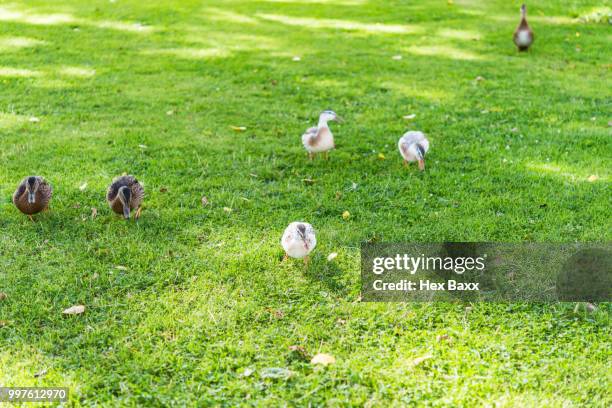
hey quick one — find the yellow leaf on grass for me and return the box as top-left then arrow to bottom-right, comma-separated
62,305 -> 85,315
311,353 -> 336,366
230,126 -> 247,132
342,211 -> 350,220
411,354 -> 433,366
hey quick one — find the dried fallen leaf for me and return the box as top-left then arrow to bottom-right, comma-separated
230,126 -> 247,132
268,309 -> 284,319
288,345 -> 311,361
336,318 -> 346,325
115,265 -> 128,271
90,207 -> 97,219
166,110 -> 175,116
403,114 -> 416,120
62,305 -> 85,315
0,320 -> 8,327
327,252 -> 338,262
223,207 -> 232,213
411,354 -> 433,366
302,178 -> 315,185
0,292 -> 7,301
34,369 -> 47,378
29,116 -> 40,123
378,153 -> 385,160
138,144 -> 148,149
311,353 -> 336,366
79,182 -> 88,191
335,191 -> 342,200
587,175 -> 599,182
436,334 -> 449,342
159,187 -> 168,193
342,210 -> 351,220
201,196 -> 209,206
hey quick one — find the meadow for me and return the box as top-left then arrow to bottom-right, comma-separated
0,0 -> 610,405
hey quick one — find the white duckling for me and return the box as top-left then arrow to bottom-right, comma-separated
398,131 -> 430,171
281,222 -> 316,265
302,110 -> 342,160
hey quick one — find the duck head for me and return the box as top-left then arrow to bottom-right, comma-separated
118,186 -> 132,219
319,110 -> 343,124
25,176 -> 40,204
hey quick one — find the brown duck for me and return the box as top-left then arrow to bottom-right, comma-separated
13,176 -> 53,220
106,175 -> 144,220
513,4 -> 534,51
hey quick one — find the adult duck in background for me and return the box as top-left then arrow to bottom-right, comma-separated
13,176 -> 53,220
107,175 -> 144,220
514,4 -> 534,51
302,110 -> 343,160
398,131 -> 430,171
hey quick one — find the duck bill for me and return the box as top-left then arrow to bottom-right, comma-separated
418,159 -> 425,171
122,204 -> 131,219
28,192 -> 36,204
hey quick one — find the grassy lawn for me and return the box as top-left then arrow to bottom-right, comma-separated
1,0 -> 610,405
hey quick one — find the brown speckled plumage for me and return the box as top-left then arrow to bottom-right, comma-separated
513,4 -> 534,51
106,175 -> 144,217
13,176 -> 52,215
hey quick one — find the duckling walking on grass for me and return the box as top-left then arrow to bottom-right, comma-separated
513,4 -> 534,51
302,110 -> 342,160
281,222 -> 316,265
106,175 -> 144,220
13,176 -> 52,221
398,131 -> 430,171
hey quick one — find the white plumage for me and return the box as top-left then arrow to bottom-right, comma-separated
398,131 -> 430,170
301,111 -> 341,158
302,126 -> 334,153
281,222 -> 316,260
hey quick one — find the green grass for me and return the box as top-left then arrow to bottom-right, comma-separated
1,0 -> 610,405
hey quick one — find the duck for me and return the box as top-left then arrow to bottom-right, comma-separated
13,176 -> 53,220
301,110 -> 342,160
106,175 -> 144,220
513,4 -> 534,51
398,131 -> 430,171
281,222 -> 316,265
